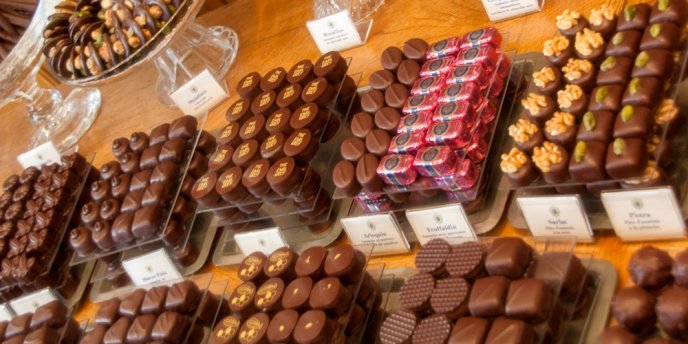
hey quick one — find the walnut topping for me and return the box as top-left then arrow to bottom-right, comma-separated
556,10 -> 581,30
521,93 -> 548,116
557,84 -> 584,109
509,119 -> 539,143
575,29 -> 604,56
533,67 -> 557,88
656,98 -> 679,125
562,58 -> 592,81
625,161 -> 661,185
545,112 -> 575,136
589,4 -> 615,26
543,36 -> 569,57
532,142 -> 564,173
647,135 -> 660,154
500,148 -> 529,174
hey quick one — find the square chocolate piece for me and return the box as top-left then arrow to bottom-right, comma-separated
448,317 -> 490,344
30,300 -> 68,329
640,22 -> 680,50
485,237 -> 532,278
150,162 -> 180,185
121,190 -> 144,213
96,298 -> 121,326
468,276 -> 509,317
165,280 -> 200,314
132,206 -> 162,238
632,49 -> 674,81
605,138 -> 648,179
169,116 -> 197,140
119,289 -> 146,318
587,85 -> 624,113
505,278 -> 555,323
141,286 -> 169,315
649,0 -> 687,26
151,311 -> 190,342
141,183 -> 170,208
617,3 -> 651,31
569,141 -> 607,183
484,318 -> 535,344
130,170 -> 153,192
159,138 -> 187,164
149,123 -> 170,147
126,314 -> 158,344
576,111 -> 614,142
606,31 -> 642,57
613,106 -> 653,139
622,77 -> 663,107
140,145 -> 163,170
104,317 -> 131,344
596,56 -> 633,86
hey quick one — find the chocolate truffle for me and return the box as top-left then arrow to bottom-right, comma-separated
556,9 -> 588,37
239,115 -> 268,142
532,66 -> 562,95
544,112 -> 577,147
381,46 -> 404,71
485,237 -> 531,278
399,272 -> 435,314
100,198 -> 120,221
500,148 -> 539,188
574,28 -> 606,62
628,245 -> 673,290
92,220 -> 116,250
402,38 -> 429,61
484,318 -> 535,344
254,278 -> 285,313
605,138 -> 648,179
589,4 -> 617,37
656,285 -> 688,339
612,286 -> 656,334
509,118 -> 544,153
590,84 -> 624,111
411,314 -> 452,344
69,226 -> 96,256
396,59 -> 421,87
543,36 -> 573,67
505,278 -> 554,323
113,137 -> 132,159
520,92 -> 556,125
533,141 -> 570,184
129,132 -> 149,153
351,112 -> 375,139
569,141 -> 607,182
287,60 -> 315,85
100,161 -> 122,181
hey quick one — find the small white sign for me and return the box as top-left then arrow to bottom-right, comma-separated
9,288 -> 58,315
0,304 -> 12,321
170,69 -> 228,116
123,248 -> 183,286
341,213 -> 410,256
480,0 -> 542,21
235,227 -> 288,256
518,195 -> 594,242
406,204 -> 477,245
306,10 -> 363,53
602,187 -> 686,241
18,141 -> 62,169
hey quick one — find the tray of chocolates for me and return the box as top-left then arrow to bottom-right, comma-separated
0,153 -> 94,293
0,298 -> 82,343
598,245 -> 688,343
500,2 -> 688,194
69,114 -> 210,265
191,51 -> 361,231
208,243 -> 387,344
80,273 -> 231,343
330,28 -> 520,216
374,237 -> 613,344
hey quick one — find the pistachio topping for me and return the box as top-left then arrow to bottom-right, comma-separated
521,93 -> 548,116
650,23 -> 662,38
573,141 -> 587,163
658,0 -> 670,11
624,5 -> 637,21
562,58 -> 593,81
582,111 -> 596,130
533,67 -> 557,88
628,78 -> 640,95
575,29 -> 605,56
635,51 -> 649,67
545,112 -> 575,136
613,138 -> 626,155
508,118 -> 540,143
543,36 -> 570,57
589,4 -> 615,26
556,9 -> 581,30
620,105 -> 635,122
625,161 -> 662,185
532,142 -> 564,173
600,56 -> 617,72
595,86 -> 609,103
612,32 -> 624,45
500,148 -> 529,174
557,84 -> 584,109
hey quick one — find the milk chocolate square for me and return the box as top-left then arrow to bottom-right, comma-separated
468,276 -> 509,317
613,106 -> 653,139
605,138 -> 648,179
569,141 -> 607,183
631,49 -> 674,81
606,31 -> 642,57
596,56 -> 633,86
505,278 -> 555,323
484,237 -> 531,278
588,85 -> 624,113
640,22 -> 680,50
576,111 -> 614,142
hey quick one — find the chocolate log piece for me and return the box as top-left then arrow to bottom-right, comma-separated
96,298 -> 121,326
588,85 -> 624,113
266,309 -> 298,344
569,141 -> 607,183
468,276 -> 509,317
485,237 -> 532,278
449,316 -> 490,344
141,285 -> 168,315
151,311 -> 190,342
446,241 -> 486,279
505,278 -> 554,323
381,46 -> 405,71
617,3 -> 651,31
415,238 -> 451,277
430,276 -> 470,319
126,314 -> 158,344
484,318 -> 535,344
165,280 -> 200,314
628,245 -> 673,290
632,49 -> 674,81
597,56 -> 633,86
649,0 -> 687,26
577,111 -> 614,142
104,317 -> 132,344
119,288 -> 146,318
398,272 -> 435,314
613,106 -> 652,139
656,285 -> 688,339
209,314 -> 241,344
411,314 -> 452,344
605,138 -> 648,179
612,286 -> 656,334
606,31 -> 642,58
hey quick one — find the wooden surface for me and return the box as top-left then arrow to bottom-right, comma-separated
0,0 -> 681,323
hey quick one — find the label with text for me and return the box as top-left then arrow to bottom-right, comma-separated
123,248 -> 182,286
306,10 -> 363,53
480,0 -> 542,21
406,204 -> 477,245
170,69 -> 228,116
235,227 -> 288,256
0,304 -> 12,321
341,213 -> 410,256
9,288 -> 58,315
602,187 -> 686,241
18,141 -> 62,169
518,195 -> 593,242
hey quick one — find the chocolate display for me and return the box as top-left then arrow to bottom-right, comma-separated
1,300 -> 80,344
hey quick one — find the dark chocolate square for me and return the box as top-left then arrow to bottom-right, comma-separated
569,141 -> 607,183
649,0 -> 687,26
468,276 -> 509,317
112,212 -> 135,244
605,138 -> 648,179
622,77 -> 663,107
484,318 -> 534,344
448,317 -> 489,344
159,138 -> 187,164
505,279 -> 555,323
616,3 -> 651,31
587,85 -> 624,113
165,280 -> 200,314
29,300 -> 67,329
150,162 -> 180,185
640,22 -> 680,50
613,106 -> 653,139
140,145 -> 163,171
132,206 -> 162,238
129,170 -> 152,192
141,183 -> 170,208
151,311 -> 190,342
149,123 -> 170,147
606,31 -> 642,58
596,56 -> 633,86
169,116 -> 197,140
126,314 -> 157,344
485,237 -> 532,278
632,49 -> 674,81
104,317 -> 131,344
119,289 -> 146,318
121,190 -> 144,213
96,298 -> 121,326
141,286 -> 169,315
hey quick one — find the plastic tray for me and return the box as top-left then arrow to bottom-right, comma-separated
70,113 -> 208,265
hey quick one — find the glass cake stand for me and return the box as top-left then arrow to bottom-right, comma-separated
2,0 -> 100,152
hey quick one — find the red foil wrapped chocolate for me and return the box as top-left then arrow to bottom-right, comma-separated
461,27 -> 503,49
377,154 -> 418,186
388,131 -> 426,155
397,111 -> 432,134
446,63 -> 490,90
476,100 -> 496,125
425,121 -> 470,149
432,101 -> 475,123
426,37 -> 462,59
413,146 -> 457,177
455,45 -> 499,72
411,76 -> 446,96
402,94 -> 438,115
435,159 -> 479,191
464,134 -> 488,162
438,82 -> 482,104
420,57 -> 456,78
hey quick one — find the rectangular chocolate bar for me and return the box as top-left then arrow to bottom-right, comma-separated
413,146 -> 458,177
376,154 -> 418,186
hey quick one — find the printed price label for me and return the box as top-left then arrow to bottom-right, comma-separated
341,213 -> 410,256
234,227 -> 288,256
123,248 -> 183,286
18,141 -> 62,169
170,69 -> 228,116
602,187 -> 686,241
306,10 -> 363,53
518,195 -> 594,242
480,0 -> 542,21
9,288 -> 58,315
406,204 -> 477,245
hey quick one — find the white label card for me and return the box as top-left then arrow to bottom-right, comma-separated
480,0 -> 542,21
518,195 -> 594,242
602,187 -> 686,241
341,213 -> 410,256
406,204 -> 477,245
123,248 -> 183,286
170,69 -> 228,116
18,141 -> 62,169
306,10 -> 363,53
9,288 -> 58,315
0,304 -> 12,321
235,227 -> 288,256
